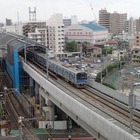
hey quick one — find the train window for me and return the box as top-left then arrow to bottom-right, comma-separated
77,73 -> 87,79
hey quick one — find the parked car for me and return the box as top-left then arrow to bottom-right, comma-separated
88,64 -> 94,68
97,59 -> 101,63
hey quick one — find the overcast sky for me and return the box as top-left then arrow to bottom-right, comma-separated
0,0 -> 139,23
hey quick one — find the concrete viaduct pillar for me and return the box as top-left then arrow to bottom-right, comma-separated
39,87 -> 55,121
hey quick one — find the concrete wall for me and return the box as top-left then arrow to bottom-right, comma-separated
23,61 -> 139,140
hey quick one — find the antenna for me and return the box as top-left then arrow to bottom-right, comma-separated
29,7 -> 37,21
17,12 -> 19,34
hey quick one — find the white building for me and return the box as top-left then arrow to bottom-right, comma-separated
65,24 -> 108,44
2,24 -> 24,35
46,14 -> 65,52
63,15 -> 78,28
28,28 -> 47,46
22,14 -> 65,53
71,15 -> 78,25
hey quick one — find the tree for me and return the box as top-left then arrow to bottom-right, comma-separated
64,41 -> 77,52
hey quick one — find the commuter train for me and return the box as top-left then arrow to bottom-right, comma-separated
26,50 -> 87,88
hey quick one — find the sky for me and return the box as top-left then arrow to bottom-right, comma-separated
0,0 -> 139,23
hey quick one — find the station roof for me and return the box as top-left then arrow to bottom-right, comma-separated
0,31 -> 46,51
80,24 -> 107,31
0,31 -> 47,64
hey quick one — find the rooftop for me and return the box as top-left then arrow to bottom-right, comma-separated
80,24 -> 107,31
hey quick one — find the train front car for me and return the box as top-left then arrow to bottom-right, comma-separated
75,71 -> 87,88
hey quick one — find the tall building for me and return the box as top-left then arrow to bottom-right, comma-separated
136,17 -> 140,33
6,18 -> 12,26
99,9 -> 110,32
110,12 -> 119,35
99,9 -> 127,35
125,17 -> 136,35
119,13 -> 127,33
46,14 -> 65,52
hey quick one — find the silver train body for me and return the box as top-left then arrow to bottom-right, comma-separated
27,51 -> 87,88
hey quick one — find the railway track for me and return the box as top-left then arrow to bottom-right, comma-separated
27,60 -> 140,137
57,79 -> 140,134
5,91 -> 39,139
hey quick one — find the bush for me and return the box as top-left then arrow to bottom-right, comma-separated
102,82 -> 116,89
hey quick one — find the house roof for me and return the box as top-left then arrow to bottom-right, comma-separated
132,46 -> 140,51
80,24 -> 107,31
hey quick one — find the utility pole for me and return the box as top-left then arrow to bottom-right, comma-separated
129,75 -> 138,134
46,48 -> 49,78
80,44 -> 82,69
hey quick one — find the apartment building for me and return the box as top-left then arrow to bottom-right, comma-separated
125,17 -> 136,35
99,9 -> 127,35
110,12 -> 119,35
23,21 -> 46,37
131,46 -> 140,65
22,14 -> 65,52
134,34 -> 140,46
99,9 -> 110,32
28,28 -> 47,46
46,14 -> 65,52
119,13 -> 127,33
136,17 -> 140,33
131,34 -> 140,65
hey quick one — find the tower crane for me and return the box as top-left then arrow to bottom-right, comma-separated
90,3 -> 98,24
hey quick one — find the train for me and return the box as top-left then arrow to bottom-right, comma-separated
26,50 -> 87,88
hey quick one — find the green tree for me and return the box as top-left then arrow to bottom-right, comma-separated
139,56 -> 140,63
65,41 -> 77,52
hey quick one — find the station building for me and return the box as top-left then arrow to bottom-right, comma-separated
65,24 -> 108,45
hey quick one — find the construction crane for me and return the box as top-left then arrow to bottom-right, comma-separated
90,3 -> 98,24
